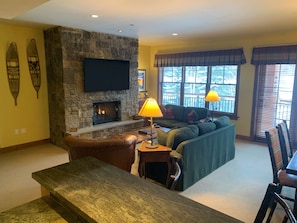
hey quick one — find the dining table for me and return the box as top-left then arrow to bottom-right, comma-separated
286,152 -> 297,175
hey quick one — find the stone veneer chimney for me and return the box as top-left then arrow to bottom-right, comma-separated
44,26 -> 139,148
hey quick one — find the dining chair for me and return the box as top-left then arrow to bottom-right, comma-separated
273,192 -> 297,223
278,120 -> 294,167
254,128 -> 297,222
255,183 -> 297,223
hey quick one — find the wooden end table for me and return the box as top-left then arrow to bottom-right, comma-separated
138,141 -> 172,185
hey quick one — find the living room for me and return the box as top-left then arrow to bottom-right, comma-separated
2,22 -> 297,150
1,1 -> 297,222
0,1 -> 296,152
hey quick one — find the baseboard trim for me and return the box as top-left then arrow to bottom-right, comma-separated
236,134 -> 252,141
0,139 -> 51,154
0,135 -> 253,153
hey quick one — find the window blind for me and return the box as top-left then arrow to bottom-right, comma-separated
154,48 -> 246,67
251,45 -> 297,65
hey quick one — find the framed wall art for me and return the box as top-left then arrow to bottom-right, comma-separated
138,69 -> 146,91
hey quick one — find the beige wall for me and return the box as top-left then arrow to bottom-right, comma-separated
139,30 -> 297,138
0,23 -> 49,148
138,45 -> 152,98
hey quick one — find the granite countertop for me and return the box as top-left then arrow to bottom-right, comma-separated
32,157 -> 243,223
0,196 -> 80,223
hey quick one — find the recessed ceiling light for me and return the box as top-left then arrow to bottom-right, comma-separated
91,14 -> 99,18
172,33 -> 178,36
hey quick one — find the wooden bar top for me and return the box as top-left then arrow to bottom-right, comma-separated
32,157 -> 243,223
0,196 -> 79,223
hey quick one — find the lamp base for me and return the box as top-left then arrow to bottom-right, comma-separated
145,143 -> 158,149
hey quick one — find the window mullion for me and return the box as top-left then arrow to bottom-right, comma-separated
180,67 -> 186,106
205,66 -> 212,108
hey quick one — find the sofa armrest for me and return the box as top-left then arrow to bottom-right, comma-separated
170,150 -> 182,160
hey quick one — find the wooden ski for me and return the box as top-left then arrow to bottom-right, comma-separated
6,42 -> 20,106
27,39 -> 41,98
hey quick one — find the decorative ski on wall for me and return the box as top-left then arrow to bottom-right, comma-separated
6,42 -> 20,106
27,39 -> 41,98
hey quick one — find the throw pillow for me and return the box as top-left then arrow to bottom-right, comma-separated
187,109 -> 199,124
160,105 -> 175,119
166,125 -> 199,149
214,116 -> 230,129
197,122 -> 216,135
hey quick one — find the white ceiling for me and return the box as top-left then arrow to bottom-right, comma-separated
1,0 -> 297,46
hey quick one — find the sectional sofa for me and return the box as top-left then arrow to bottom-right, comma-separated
146,104 -> 236,191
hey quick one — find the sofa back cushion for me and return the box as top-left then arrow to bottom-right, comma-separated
166,125 -> 199,149
214,116 -> 230,129
197,122 -> 216,135
157,128 -> 169,146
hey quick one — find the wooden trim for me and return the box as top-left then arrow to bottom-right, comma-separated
0,139 -> 51,154
236,134 -> 252,141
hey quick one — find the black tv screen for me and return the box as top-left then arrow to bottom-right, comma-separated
83,58 -> 130,92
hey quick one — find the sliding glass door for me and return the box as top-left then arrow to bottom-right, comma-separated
252,64 -> 297,147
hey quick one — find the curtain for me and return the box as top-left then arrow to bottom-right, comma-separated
154,48 -> 246,67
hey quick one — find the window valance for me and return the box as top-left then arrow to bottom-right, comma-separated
154,48 -> 246,67
251,45 -> 297,65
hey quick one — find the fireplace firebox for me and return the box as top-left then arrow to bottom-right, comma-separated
93,101 -> 121,125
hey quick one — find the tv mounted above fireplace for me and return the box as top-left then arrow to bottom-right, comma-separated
83,58 -> 130,92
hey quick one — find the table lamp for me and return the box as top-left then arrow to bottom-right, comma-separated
205,90 -> 220,121
138,98 -> 163,148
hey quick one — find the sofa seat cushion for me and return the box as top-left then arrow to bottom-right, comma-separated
197,122 -> 216,135
154,119 -> 189,128
166,125 -> 199,149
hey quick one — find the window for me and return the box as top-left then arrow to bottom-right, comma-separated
159,65 -> 240,118
154,48 -> 246,120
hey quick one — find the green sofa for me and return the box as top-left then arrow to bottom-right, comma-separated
146,116 -> 236,191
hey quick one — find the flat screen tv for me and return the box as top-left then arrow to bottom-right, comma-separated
83,58 -> 130,92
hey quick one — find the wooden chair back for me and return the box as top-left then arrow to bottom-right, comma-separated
278,120 -> 293,167
265,128 -> 284,184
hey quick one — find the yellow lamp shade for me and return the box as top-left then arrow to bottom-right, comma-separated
205,90 -> 220,102
138,98 -> 163,117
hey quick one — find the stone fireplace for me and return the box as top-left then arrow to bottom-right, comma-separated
44,26 -> 139,148
93,101 -> 121,125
